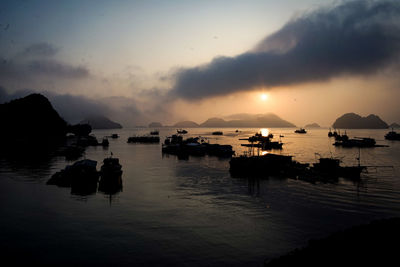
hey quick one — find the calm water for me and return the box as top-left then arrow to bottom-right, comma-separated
1,128 -> 400,266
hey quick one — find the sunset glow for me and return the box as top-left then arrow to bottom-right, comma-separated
260,93 -> 269,101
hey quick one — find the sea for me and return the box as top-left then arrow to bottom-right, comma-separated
1,128 -> 399,266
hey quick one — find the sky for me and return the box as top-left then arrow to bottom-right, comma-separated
1,0 -> 400,126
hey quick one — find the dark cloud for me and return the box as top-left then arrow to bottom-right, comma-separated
0,43 -> 89,90
169,0 -> 400,100
21,43 -> 59,58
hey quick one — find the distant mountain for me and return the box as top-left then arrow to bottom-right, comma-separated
200,113 -> 295,127
389,123 -> 400,128
149,122 -> 162,128
0,93 -> 67,140
200,117 -> 228,127
80,115 -> 122,129
305,123 -> 321,128
173,120 -> 199,128
332,113 -> 388,129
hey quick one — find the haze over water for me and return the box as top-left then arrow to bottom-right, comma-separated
1,128 -> 399,266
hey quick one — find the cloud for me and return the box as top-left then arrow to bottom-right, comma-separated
0,42 -> 90,90
20,43 -> 59,58
169,0 -> 400,100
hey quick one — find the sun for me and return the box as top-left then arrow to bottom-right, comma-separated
260,93 -> 268,101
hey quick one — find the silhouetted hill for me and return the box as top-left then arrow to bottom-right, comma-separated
266,217 -> 400,267
305,123 -> 321,128
389,123 -> 400,128
174,121 -> 199,127
0,93 -> 67,140
80,115 -> 122,129
200,117 -> 228,127
200,113 -> 295,127
332,113 -> 388,129
149,122 -> 163,128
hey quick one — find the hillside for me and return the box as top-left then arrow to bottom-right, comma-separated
80,115 -> 122,129
0,93 -> 67,140
332,113 -> 388,129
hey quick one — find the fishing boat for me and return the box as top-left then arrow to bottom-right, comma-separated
334,137 -> 376,148
212,131 -> 223,135
385,129 -> 400,140
229,153 -> 307,178
308,157 -> 365,180
295,128 -> 307,134
127,135 -> 160,143
177,129 -> 188,134
100,157 -> 123,178
150,130 -> 159,135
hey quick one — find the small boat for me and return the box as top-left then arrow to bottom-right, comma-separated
328,128 -> 333,137
150,130 -> 159,135
47,159 -> 99,195
385,129 -> 400,140
295,128 -> 307,134
334,130 -> 349,141
101,138 -> 109,147
127,136 -> 160,143
212,131 -> 223,135
100,157 -> 123,178
177,129 -> 188,134
111,134 -> 119,139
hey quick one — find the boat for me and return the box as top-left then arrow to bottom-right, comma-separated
98,157 -> 123,195
127,135 -> 160,143
47,159 -> 99,195
101,138 -> 109,147
229,153 -> 307,178
308,157 -> 365,180
212,131 -> 223,135
295,128 -> 307,134
100,157 -> 123,178
334,137 -> 376,148
239,132 -> 283,150
334,130 -> 349,141
328,128 -> 333,137
177,129 -> 188,134
385,129 -> 400,140
162,135 -> 234,158
111,134 -> 119,139
150,130 -> 159,135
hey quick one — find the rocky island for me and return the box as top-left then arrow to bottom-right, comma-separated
332,113 -> 388,129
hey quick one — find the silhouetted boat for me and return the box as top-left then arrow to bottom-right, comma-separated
150,130 -> 159,135
162,135 -> 234,158
100,157 -> 123,177
240,132 -> 283,150
177,129 -> 188,134
47,159 -> 99,195
111,134 -> 119,139
308,157 -> 365,180
101,138 -> 109,147
334,130 -> 349,141
295,128 -> 307,134
212,131 -> 223,135
127,136 -> 160,143
334,137 -> 376,148
328,128 -> 333,137
385,129 -> 400,140
229,153 -> 307,178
